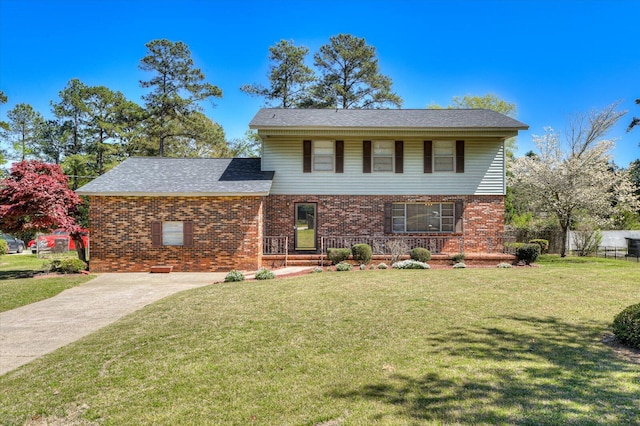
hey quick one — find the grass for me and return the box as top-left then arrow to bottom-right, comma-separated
0,253 -> 94,312
1,256 -> 640,424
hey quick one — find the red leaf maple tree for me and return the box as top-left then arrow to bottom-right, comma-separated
0,160 -> 88,262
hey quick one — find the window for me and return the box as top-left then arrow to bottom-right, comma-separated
372,141 -> 394,172
152,221 -> 194,247
163,221 -> 184,245
434,141 -> 454,172
425,140 -> 464,173
391,203 -> 455,233
313,140 -> 334,172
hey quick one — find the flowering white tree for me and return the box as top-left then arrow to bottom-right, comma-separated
510,103 -> 639,256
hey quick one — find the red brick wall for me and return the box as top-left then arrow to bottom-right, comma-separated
88,196 -> 264,272
265,195 -> 504,254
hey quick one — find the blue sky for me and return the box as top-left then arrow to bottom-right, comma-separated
1,0 -> 638,166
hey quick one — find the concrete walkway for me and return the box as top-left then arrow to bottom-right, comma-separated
0,267 -> 310,375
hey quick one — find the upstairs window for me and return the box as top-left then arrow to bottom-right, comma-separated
434,141 -> 454,172
372,141 -> 394,172
313,140 -> 334,172
303,140 -> 343,173
424,140 -> 464,173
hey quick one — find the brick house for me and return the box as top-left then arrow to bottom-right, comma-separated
77,108 -> 528,272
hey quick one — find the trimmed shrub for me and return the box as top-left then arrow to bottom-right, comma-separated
312,267 -> 323,273
369,264 -> 375,270
0,239 -> 7,256
613,303 -> 640,349
393,259 -> 430,269
497,262 -> 513,268
529,239 -> 549,254
377,262 -> 388,270
50,258 -> 87,274
327,248 -> 351,265
224,270 -> 245,282
504,242 -> 525,254
351,244 -> 372,264
453,262 -> 466,269
336,262 -> 352,272
359,264 -> 367,270
516,243 -> 541,265
451,253 -> 466,264
255,268 -> 275,280
410,247 -> 431,263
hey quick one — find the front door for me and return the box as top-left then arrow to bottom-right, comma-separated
295,203 -> 316,251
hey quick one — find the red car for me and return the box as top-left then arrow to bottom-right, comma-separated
28,229 -> 89,254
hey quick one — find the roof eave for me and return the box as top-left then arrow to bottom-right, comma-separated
76,191 -> 271,197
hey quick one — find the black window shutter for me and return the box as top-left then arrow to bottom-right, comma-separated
456,140 -> 465,173
424,141 -> 433,173
151,221 -> 162,247
183,221 -> 194,247
383,202 -> 392,234
303,140 -> 312,173
363,140 -> 372,173
336,140 -> 344,173
454,200 -> 464,233
395,141 -> 403,173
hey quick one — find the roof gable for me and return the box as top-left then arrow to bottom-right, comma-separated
76,158 -> 274,196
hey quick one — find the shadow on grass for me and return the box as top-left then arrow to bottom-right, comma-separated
330,316 -> 640,424
0,269 -> 43,280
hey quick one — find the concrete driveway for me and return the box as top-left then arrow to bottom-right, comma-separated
0,272 -> 225,375
0,267 -> 310,376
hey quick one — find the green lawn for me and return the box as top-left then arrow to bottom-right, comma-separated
0,253 -> 94,312
1,257 -> 640,424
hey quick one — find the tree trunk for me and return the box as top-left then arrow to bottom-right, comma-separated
71,235 -> 87,265
559,217 -> 571,257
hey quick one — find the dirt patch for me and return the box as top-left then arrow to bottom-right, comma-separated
602,333 -> 640,364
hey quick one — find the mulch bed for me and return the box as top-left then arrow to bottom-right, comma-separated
602,333 -> 640,364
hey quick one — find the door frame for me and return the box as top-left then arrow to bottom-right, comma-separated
294,202 -> 317,251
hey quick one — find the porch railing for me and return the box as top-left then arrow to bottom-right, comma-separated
320,236 -> 461,255
264,233 -> 516,260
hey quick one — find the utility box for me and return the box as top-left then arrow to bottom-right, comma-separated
625,238 -> 640,258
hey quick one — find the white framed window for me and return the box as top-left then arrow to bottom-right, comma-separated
434,141 -> 454,172
313,140 -> 334,172
163,221 -> 184,246
373,140 -> 394,172
392,203 -> 455,233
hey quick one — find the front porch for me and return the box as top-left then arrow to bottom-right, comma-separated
263,235 -> 516,268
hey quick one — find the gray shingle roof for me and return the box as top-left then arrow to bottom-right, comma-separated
76,158 -> 274,196
250,108 -> 528,130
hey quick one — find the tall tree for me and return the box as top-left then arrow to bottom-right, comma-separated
241,40 -> 315,108
6,103 -> 43,161
229,129 -> 262,158
0,90 -> 9,132
52,78 -> 89,156
163,112 -> 230,158
429,93 -> 518,157
0,91 -> 8,166
139,39 -> 223,156
35,119 -> 71,164
82,86 -> 133,174
628,98 -> 640,145
307,34 -> 402,109
0,160 -> 88,262
510,103 -> 638,256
